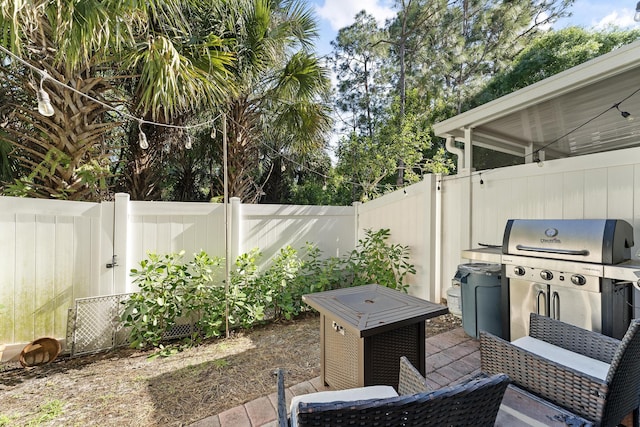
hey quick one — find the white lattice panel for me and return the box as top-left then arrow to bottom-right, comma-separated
71,294 -> 131,356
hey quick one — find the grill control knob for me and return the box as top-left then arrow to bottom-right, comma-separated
540,270 -> 553,280
513,266 -> 526,276
571,275 -> 586,286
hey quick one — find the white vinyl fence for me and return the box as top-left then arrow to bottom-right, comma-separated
0,196 -> 354,359
360,145 -> 640,309
3,145 -> 640,360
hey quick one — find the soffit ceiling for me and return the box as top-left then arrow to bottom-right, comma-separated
433,41 -> 640,160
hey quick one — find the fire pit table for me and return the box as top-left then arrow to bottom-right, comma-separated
302,284 -> 448,390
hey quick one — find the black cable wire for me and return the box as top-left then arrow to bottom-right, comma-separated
531,86 -> 640,157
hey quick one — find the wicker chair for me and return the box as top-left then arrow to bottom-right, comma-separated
276,356 -> 509,427
481,313 -> 640,427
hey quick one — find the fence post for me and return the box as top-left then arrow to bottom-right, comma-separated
229,197 -> 241,262
113,193 -> 130,293
433,174 -> 442,303
352,201 -> 361,246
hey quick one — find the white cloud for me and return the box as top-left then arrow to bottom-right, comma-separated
315,0 -> 396,31
537,11 -> 552,31
593,9 -> 636,29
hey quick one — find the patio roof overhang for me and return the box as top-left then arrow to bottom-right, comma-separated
433,40 -> 640,170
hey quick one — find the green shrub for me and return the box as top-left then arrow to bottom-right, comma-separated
258,246 -> 303,320
121,228 -> 415,354
345,228 -> 416,292
295,243 -> 348,294
227,248 -> 263,329
121,250 -> 224,349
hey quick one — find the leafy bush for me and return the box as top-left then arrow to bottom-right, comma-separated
121,250 -> 224,349
345,228 -> 416,292
121,228 -> 415,354
227,248 -> 263,329
294,243 -> 349,294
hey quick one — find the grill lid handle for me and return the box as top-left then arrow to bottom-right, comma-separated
515,245 -> 590,256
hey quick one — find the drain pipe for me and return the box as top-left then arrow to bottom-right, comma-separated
445,135 -> 465,171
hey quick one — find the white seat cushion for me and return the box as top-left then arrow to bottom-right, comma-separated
512,336 -> 610,381
289,385 -> 399,427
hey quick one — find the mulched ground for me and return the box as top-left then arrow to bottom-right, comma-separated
0,312 -> 461,426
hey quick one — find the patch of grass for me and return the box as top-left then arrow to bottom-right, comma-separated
213,358 -> 229,369
0,413 -> 18,426
99,393 -> 117,403
26,400 -> 64,426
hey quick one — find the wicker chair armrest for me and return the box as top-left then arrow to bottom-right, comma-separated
529,313 -> 620,363
398,356 -> 430,395
480,331 -> 607,422
275,368 -> 290,427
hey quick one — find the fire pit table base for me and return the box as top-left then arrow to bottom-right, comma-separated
303,284 -> 448,390
322,315 -> 422,390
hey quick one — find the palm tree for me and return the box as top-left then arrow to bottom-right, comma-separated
207,0 -> 333,202
0,0 -> 234,201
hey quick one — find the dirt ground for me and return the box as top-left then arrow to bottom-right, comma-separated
0,312 -> 462,427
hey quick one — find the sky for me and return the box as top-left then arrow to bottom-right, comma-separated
308,0 -> 640,57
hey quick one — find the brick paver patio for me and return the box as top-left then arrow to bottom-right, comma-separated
189,327 -> 479,427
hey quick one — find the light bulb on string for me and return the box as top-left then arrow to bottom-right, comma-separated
37,72 -> 55,117
138,121 -> 149,149
210,126 -> 216,139
185,132 -> 192,149
614,103 -> 633,121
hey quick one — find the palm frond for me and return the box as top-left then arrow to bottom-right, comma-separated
126,35 -> 233,121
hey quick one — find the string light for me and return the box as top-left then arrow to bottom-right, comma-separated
614,103 -> 633,120
0,45 -> 221,132
37,71 -> 54,117
438,85 -> 640,187
138,121 -> 149,149
1,43 -> 417,196
185,132 -> 192,149
4,43 -> 639,200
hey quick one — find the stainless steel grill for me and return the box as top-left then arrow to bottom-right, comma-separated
502,219 -> 635,340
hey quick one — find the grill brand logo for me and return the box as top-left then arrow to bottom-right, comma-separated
541,238 -> 561,243
541,228 -> 560,243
